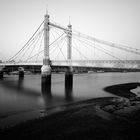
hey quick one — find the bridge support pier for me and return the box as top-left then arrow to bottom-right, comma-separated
65,75 -> 73,101
41,59 -> 51,92
65,66 -> 73,88
0,71 -> 3,79
0,66 -> 5,79
18,67 -> 24,79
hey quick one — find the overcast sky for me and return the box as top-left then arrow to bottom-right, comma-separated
0,0 -> 140,60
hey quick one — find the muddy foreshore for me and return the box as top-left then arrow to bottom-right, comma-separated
1,82 -> 140,140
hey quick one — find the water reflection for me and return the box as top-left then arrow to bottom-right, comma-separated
41,81 -> 74,106
65,84 -> 73,102
41,81 -> 74,117
0,76 -> 40,98
41,83 -> 52,106
0,72 -> 3,80
41,84 -> 52,99
17,77 -> 24,90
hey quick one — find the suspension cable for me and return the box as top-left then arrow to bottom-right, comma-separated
26,30 -> 44,62
25,33 -> 65,61
18,29 -> 43,62
8,20 -> 44,61
50,36 -> 66,55
54,37 -> 67,60
72,39 -> 89,60
73,36 -> 122,61
72,30 -> 140,54
35,33 -> 44,62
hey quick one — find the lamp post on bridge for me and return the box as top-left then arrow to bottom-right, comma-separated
65,23 -> 73,87
41,11 -> 51,90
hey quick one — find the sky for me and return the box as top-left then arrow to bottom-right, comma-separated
0,0 -> 140,60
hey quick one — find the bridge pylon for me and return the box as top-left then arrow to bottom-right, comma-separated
41,11 -> 51,89
65,23 -> 73,88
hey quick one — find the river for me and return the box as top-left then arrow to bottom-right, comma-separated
0,72 -> 140,128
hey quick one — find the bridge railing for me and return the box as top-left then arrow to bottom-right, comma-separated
0,60 -> 140,69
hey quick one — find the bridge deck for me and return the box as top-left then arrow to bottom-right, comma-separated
0,60 -> 140,69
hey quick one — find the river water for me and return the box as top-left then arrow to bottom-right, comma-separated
0,72 -> 140,128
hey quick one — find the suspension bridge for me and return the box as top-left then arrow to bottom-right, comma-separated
1,11 -> 140,78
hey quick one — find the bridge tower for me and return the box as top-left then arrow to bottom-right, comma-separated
41,11 -> 51,89
65,23 -> 73,87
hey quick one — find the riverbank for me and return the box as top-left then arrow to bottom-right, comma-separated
1,82 -> 140,139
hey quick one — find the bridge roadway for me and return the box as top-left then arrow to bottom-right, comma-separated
0,60 -> 140,69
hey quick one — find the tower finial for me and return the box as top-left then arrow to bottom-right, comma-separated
69,16 -> 71,25
46,4 -> 48,15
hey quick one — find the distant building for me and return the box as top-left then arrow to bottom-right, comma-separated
0,60 -> 2,63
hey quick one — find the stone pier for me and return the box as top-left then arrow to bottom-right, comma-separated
18,67 -> 24,79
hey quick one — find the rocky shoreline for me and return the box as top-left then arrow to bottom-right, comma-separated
1,82 -> 140,140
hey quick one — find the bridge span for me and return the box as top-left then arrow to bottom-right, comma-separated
1,60 -> 140,69
1,10 -> 140,87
